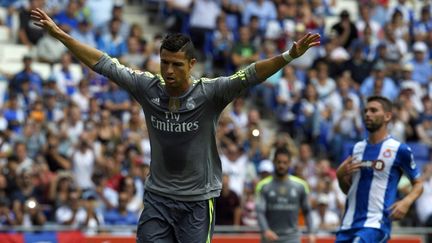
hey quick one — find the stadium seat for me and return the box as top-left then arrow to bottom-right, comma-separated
52,63 -> 84,82
0,26 -> 10,43
32,62 -> 52,80
0,44 -> 31,63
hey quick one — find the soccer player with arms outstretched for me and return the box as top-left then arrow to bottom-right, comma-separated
30,7 -> 319,243
336,96 -> 424,243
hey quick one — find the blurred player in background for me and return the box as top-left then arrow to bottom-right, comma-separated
336,96 -> 423,243
256,148 -> 315,243
31,7 -> 320,243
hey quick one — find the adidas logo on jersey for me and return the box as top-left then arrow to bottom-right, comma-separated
151,97 -> 160,106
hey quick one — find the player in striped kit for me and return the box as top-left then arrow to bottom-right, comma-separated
335,96 -> 424,242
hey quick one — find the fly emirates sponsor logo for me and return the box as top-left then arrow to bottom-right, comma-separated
150,112 -> 199,132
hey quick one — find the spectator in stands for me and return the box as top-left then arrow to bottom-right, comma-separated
412,6 -> 432,43
120,36 -> 147,69
71,132 -> 96,190
118,175 -> 143,214
44,131 -> 71,172
416,97 -> 432,146
265,3 -> 296,51
86,0 -> 114,29
53,52 -> 82,96
14,142 -> 34,175
104,191 -> 138,225
70,19 -> 97,47
409,41 -> 432,86
10,56 -> 43,94
18,197 -> 47,226
215,174 -> 241,225
48,171 -> 74,208
97,18 -> 127,58
228,98 -> 248,135
101,81 -> 131,121
211,16 -> 235,76
231,26 -> 259,71
36,32 -> 68,64
257,159 -> 273,180
55,188 -> 87,226
0,197 -> 16,226
331,10 -> 358,49
43,91 -> 65,124
11,168 -> 41,204
242,0 -> 276,32
17,120 -> 45,159
100,4 -> 129,39
310,194 -> 340,235
416,163 -> 432,229
221,142 -> 251,197
355,4 -> 382,42
53,0 -> 79,33
71,80 -> 92,115
188,0 -> 221,59
18,0 -> 45,47
360,61 -> 399,101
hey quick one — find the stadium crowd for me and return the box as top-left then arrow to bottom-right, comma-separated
0,0 -> 432,236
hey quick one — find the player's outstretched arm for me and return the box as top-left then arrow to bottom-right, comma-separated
30,8 -> 103,68
254,33 -> 320,82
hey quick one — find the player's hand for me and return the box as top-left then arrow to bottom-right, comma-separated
389,200 -> 410,220
337,156 -> 362,178
288,32 -> 321,58
264,229 -> 279,241
30,8 -> 63,38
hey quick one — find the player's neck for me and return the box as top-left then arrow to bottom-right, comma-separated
166,79 -> 192,97
275,174 -> 289,181
368,127 -> 389,144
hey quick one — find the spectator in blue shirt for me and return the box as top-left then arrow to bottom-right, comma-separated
97,18 -> 127,57
10,56 -> 43,94
101,81 -> 131,120
104,191 -> 138,225
53,0 -> 79,33
360,61 -> 399,101
409,41 -> 432,86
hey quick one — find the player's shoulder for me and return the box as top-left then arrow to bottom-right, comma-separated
288,175 -> 310,194
255,176 -> 274,193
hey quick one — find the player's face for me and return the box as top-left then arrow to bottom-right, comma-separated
160,49 -> 196,94
364,101 -> 391,132
274,154 -> 290,177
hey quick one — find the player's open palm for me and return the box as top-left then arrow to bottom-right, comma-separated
30,8 -> 62,37
289,33 -> 321,58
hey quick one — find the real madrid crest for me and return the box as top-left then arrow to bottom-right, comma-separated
186,97 -> 196,110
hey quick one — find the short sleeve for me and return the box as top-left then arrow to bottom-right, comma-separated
397,143 -> 421,181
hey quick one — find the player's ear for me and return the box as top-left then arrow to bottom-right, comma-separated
189,58 -> 196,69
384,111 -> 392,123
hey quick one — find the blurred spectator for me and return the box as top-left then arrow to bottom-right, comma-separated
215,174 -> 241,225
344,44 -> 373,89
416,97 -> 432,146
71,80 -> 92,114
240,183 -> 257,227
310,194 -> 339,235
44,131 -> 71,172
118,175 -> 143,214
53,52 -> 82,96
331,10 -> 358,49
242,0 -> 276,32
231,26 -> 259,71
43,91 -> 65,124
17,120 -> 45,159
14,142 -> 34,175
9,56 -> 43,95
416,163 -> 432,228
86,0 -> 114,29
360,61 -> 399,101
103,191 -> 138,225
70,19 -> 97,47
91,171 -> 118,211
221,0 -> 245,31
275,65 -> 303,134
310,61 -> 336,100
164,0 -> 192,33
71,132 -> 96,190
3,94 -> 25,133
97,18 -> 128,58
387,9 -> 409,43
18,197 -> 47,226
188,0 -> 221,58
100,4 -> 129,39
55,189 -> 87,226
228,98 -> 248,134
413,6 -> 432,43
36,32 -> 68,64
120,36 -> 147,69
0,197 -> 16,226
53,0 -> 79,33
48,171 -> 74,208
409,41 -> 432,86
265,3 -> 296,50
221,143 -> 250,197
380,24 -> 407,65
81,191 -> 104,233
101,82 -> 131,121
211,16 -> 235,76
59,103 -> 84,144
257,159 -> 273,180
355,4 -> 382,42
386,0 -> 414,24
18,0 -> 45,47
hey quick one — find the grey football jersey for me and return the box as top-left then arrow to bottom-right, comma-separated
93,55 -> 260,201
256,176 -> 312,242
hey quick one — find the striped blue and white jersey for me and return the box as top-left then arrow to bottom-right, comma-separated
340,136 -> 421,235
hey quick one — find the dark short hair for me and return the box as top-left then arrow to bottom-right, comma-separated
160,33 -> 195,60
273,147 -> 290,161
367,95 -> 393,112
